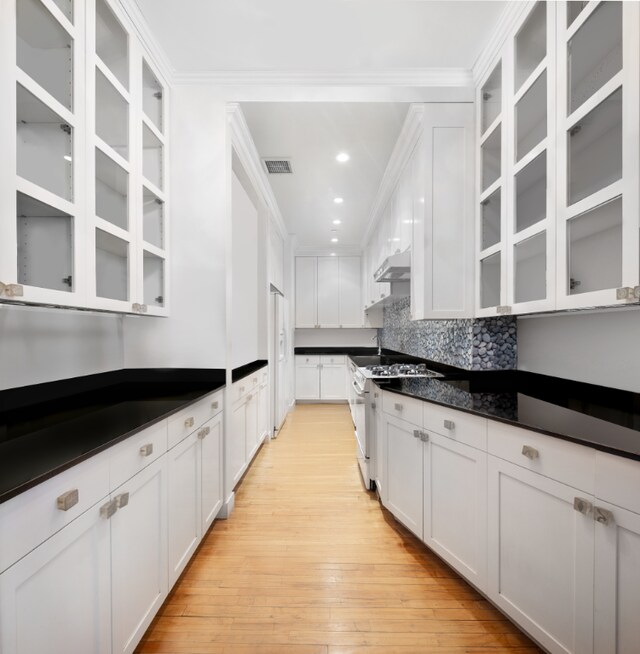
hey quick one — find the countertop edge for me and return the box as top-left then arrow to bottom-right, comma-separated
232,360 -> 268,382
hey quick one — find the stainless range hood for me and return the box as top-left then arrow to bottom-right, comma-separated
374,250 -> 411,283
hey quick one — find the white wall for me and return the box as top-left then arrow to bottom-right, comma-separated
0,305 -> 123,390
294,328 -> 378,348
230,171 -> 259,369
517,308 -> 640,392
124,85 -> 227,370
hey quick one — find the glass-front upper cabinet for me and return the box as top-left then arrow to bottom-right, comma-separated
556,0 -> 639,309
0,0 -> 86,306
476,57 -> 507,316
506,0 -> 556,314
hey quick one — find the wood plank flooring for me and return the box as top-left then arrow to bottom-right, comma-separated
136,404 -> 542,654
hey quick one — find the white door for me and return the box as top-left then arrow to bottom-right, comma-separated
294,257 -> 317,327
339,256 -> 363,327
200,413 -> 223,534
423,432 -> 488,591
384,414 -> 423,539
319,362 -> 347,400
487,456 -> 594,654
317,256 -> 340,327
295,356 -> 320,400
167,432 -> 200,586
594,500 -> 640,654
0,503 -> 112,654
245,390 -> 259,461
229,398 -> 247,488
111,457 -> 168,654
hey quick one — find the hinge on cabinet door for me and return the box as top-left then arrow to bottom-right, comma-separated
60,124 -> 71,135
62,275 -> 72,287
570,278 -> 581,291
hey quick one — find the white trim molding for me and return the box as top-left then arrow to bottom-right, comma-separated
361,103 -> 425,248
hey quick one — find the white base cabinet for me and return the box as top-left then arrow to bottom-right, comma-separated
295,355 -> 347,401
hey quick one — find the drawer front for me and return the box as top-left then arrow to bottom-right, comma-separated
423,402 -> 487,450
0,454 -> 110,573
488,421 -> 595,493
595,452 -> 640,514
231,376 -> 258,405
206,390 -> 224,418
110,421 -> 168,490
296,355 -> 320,365
382,391 -> 422,427
321,355 -> 346,365
168,395 -> 215,449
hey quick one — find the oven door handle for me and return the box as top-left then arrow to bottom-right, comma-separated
351,380 -> 366,397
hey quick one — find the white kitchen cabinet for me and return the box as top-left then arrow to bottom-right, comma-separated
110,456 -> 168,654
423,432 -> 487,591
295,257 -> 318,327
487,455 -> 594,654
229,396 -> 247,488
295,355 -> 346,401
338,256 -> 362,327
0,0 -> 169,315
0,501 -> 112,654
258,373 -> 270,441
383,413 -> 423,539
412,104 -> 475,320
317,256 -> 340,327
245,388 -> 259,461
200,413 -> 223,534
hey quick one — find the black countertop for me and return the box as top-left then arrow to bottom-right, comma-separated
378,371 -> 640,461
0,369 -> 225,504
295,346 -> 380,356
232,359 -> 268,382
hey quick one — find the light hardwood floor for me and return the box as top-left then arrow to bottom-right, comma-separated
136,404 -> 542,654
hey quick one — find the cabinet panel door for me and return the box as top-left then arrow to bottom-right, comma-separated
384,414 -> 423,539
258,382 -> 269,440
0,503 -> 111,654
295,362 -> 320,400
423,433 -> 487,591
319,364 -> 346,400
228,399 -> 247,489
167,432 -> 200,586
201,414 -> 223,534
339,256 -> 362,327
317,256 -> 340,327
245,391 -> 259,462
111,457 -> 168,654
487,456 -> 594,654
594,500 -> 640,654
295,257 -> 317,327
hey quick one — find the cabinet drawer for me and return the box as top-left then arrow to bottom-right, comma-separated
383,391 -> 422,426
423,402 -> 487,450
0,454 -> 110,573
110,421 -> 168,490
296,355 -> 320,365
595,452 -> 640,514
231,376 -> 258,405
168,393 -> 218,449
321,355 -> 346,365
488,421 -> 595,493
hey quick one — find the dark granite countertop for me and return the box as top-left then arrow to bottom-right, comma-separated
0,369 -> 225,504
378,371 -> 640,461
295,346 -> 380,356
232,359 -> 268,382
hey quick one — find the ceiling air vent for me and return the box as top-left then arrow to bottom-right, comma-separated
263,158 -> 293,174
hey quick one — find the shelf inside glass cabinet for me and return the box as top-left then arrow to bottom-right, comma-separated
481,62 -> 502,135
143,124 -> 163,190
515,151 -> 546,233
143,251 -> 165,308
143,186 -> 164,249
96,69 -> 129,160
95,228 -> 128,301
17,84 -> 73,201
96,0 -> 128,90
17,0 -> 73,111
142,61 -> 163,133
568,0 -> 622,114
568,195 -> 622,295
568,87 -> 622,206
481,125 -> 501,192
514,232 -> 546,304
481,188 -> 501,251
567,1 -> 589,28
17,192 -> 73,292
95,148 -> 128,230
50,0 -> 73,22
515,1 -> 546,92
515,70 -> 547,162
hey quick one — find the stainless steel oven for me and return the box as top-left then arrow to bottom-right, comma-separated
348,360 -> 374,490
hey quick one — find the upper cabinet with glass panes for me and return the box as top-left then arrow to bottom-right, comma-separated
0,0 -> 169,314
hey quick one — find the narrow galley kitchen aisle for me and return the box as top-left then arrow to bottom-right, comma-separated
136,405 -> 541,654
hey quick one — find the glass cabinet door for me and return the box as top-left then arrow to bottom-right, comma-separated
556,0 -> 638,309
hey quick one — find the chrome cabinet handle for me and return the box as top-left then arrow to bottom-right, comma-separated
420,432 -> 429,442
211,400 -> 219,410
522,445 -> 539,460
443,419 -> 455,430
198,426 -> 211,439
139,443 -> 154,457
240,386 -> 245,394
100,499 -> 118,519
594,506 -> 614,526
573,497 -> 593,516
413,429 -> 421,439
246,393 -> 252,402
184,417 -> 195,428
115,492 -> 129,509
394,403 -> 403,411
253,377 -> 258,383
57,489 -> 79,511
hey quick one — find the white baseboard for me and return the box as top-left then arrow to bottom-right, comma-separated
217,492 -> 235,519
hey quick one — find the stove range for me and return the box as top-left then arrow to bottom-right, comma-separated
360,363 -> 444,379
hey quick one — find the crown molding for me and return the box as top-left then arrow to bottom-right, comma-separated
227,103 -> 289,241
472,0 -> 532,86
360,103 -> 425,248
173,68 -> 473,87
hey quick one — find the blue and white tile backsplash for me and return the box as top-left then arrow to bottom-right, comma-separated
380,297 -> 517,371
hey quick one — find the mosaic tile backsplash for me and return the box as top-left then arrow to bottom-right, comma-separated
380,297 -> 517,371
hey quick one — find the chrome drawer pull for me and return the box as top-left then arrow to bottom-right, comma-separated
211,400 -> 219,410
443,419 -> 455,430
56,489 -> 79,511
100,499 -> 117,520
413,429 -> 421,439
594,506 -> 614,526
573,497 -> 593,516
115,492 -> 129,509
522,445 -> 539,460
420,432 -> 429,443
198,426 -> 211,439
184,417 -> 195,428
139,443 -> 154,457
394,403 -> 403,411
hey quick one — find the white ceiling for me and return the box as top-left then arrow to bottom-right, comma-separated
242,102 -> 409,248
133,0 -> 506,73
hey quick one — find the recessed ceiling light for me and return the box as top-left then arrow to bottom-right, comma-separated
333,197 -> 343,204
331,238 -> 339,243
330,252 -> 337,256
336,152 -> 350,163
332,219 -> 342,225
